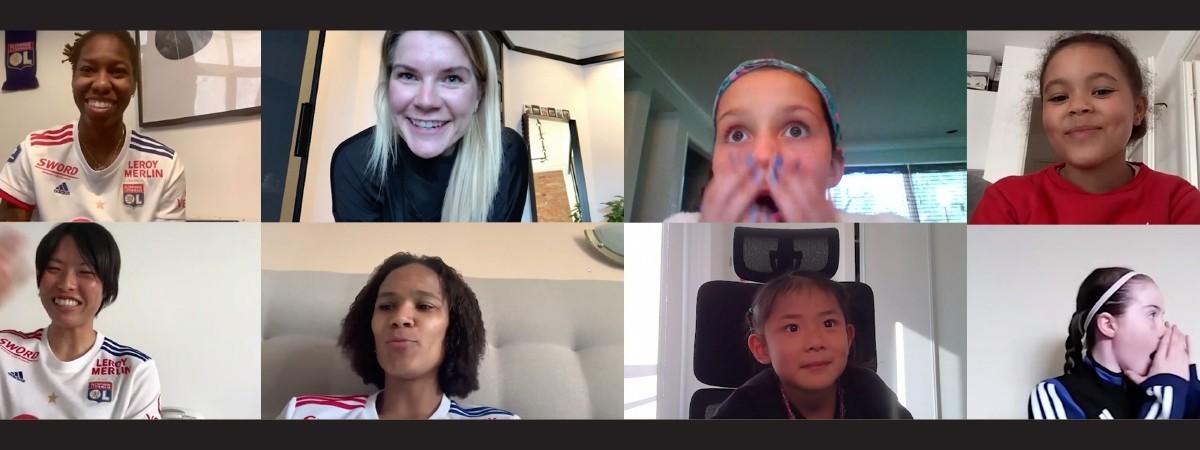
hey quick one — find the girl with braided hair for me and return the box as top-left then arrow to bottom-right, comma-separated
0,30 -> 186,222
1028,267 -> 1200,419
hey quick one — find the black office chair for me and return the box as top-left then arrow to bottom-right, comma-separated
688,226 -> 878,419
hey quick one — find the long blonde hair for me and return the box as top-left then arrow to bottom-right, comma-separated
367,30 -> 502,222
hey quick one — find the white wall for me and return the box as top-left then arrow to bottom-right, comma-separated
968,89 -> 997,170
930,224 -> 966,419
657,223 -> 958,419
502,50 -> 624,222
0,30 -> 260,221
967,226 -> 1200,419
624,223 -> 661,418
261,223 -> 622,282
858,223 -> 940,419
1151,31 -> 1198,183
0,222 -> 261,419
582,59 -> 624,220
982,45 -> 1041,182
299,30 -> 380,222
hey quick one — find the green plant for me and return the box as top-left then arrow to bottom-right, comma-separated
601,195 -> 624,222
570,201 -> 582,223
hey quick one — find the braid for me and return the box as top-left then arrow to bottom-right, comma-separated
61,32 -> 85,64
1063,309 -> 1087,374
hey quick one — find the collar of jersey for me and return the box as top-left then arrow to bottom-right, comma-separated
1083,355 -> 1124,386
365,391 -> 452,419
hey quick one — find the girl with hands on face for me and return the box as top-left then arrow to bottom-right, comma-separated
1125,322 -> 1191,385
1028,268 -> 1200,419
666,59 -> 909,224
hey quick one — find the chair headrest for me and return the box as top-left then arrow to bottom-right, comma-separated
733,227 -> 840,283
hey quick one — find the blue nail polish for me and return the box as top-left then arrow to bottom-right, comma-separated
774,154 -> 782,168
749,207 -> 757,222
771,164 -> 780,184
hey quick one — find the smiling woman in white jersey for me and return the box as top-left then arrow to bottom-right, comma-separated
0,222 -> 162,419
0,30 -> 185,222
277,252 -> 518,419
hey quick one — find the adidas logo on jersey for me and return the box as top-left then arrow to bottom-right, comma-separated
7,371 -> 24,382
54,183 -> 70,195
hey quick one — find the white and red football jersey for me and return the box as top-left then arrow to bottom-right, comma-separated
278,392 -> 520,420
0,328 -> 162,419
0,121 -> 186,222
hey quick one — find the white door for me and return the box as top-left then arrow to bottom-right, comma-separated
1189,60 -> 1200,186
859,224 -> 939,419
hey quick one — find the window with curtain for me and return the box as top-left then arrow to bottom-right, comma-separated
829,163 -> 967,223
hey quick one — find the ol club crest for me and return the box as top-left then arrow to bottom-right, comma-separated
122,182 -> 145,208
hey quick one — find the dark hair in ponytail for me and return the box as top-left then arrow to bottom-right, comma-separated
1063,267 -> 1152,374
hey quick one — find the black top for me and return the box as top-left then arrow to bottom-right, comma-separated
711,366 -> 913,419
330,126 -> 530,222
1028,356 -> 1200,419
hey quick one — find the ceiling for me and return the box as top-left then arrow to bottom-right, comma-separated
504,31 -> 624,61
966,31 -> 1170,63
628,31 -> 967,153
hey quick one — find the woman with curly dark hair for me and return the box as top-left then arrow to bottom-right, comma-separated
277,252 -> 517,419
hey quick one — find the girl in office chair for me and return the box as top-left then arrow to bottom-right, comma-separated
1028,267 -> 1200,419
277,252 -> 519,419
711,270 -> 912,419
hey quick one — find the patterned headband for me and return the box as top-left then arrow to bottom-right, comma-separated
713,58 -> 841,147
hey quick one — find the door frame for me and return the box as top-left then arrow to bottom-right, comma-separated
1178,32 -> 1200,186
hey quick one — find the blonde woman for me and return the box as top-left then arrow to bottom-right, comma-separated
331,30 -> 530,222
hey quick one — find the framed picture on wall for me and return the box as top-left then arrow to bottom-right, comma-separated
531,105 -> 541,116
546,107 -> 557,117
562,109 -> 570,120
523,105 -> 531,115
136,30 -> 263,127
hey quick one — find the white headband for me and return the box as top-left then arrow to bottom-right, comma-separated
1081,271 -> 1140,356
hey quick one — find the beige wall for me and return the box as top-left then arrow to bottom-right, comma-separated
261,223 -> 623,281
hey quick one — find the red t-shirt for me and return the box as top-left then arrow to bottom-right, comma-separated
969,162 -> 1200,224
